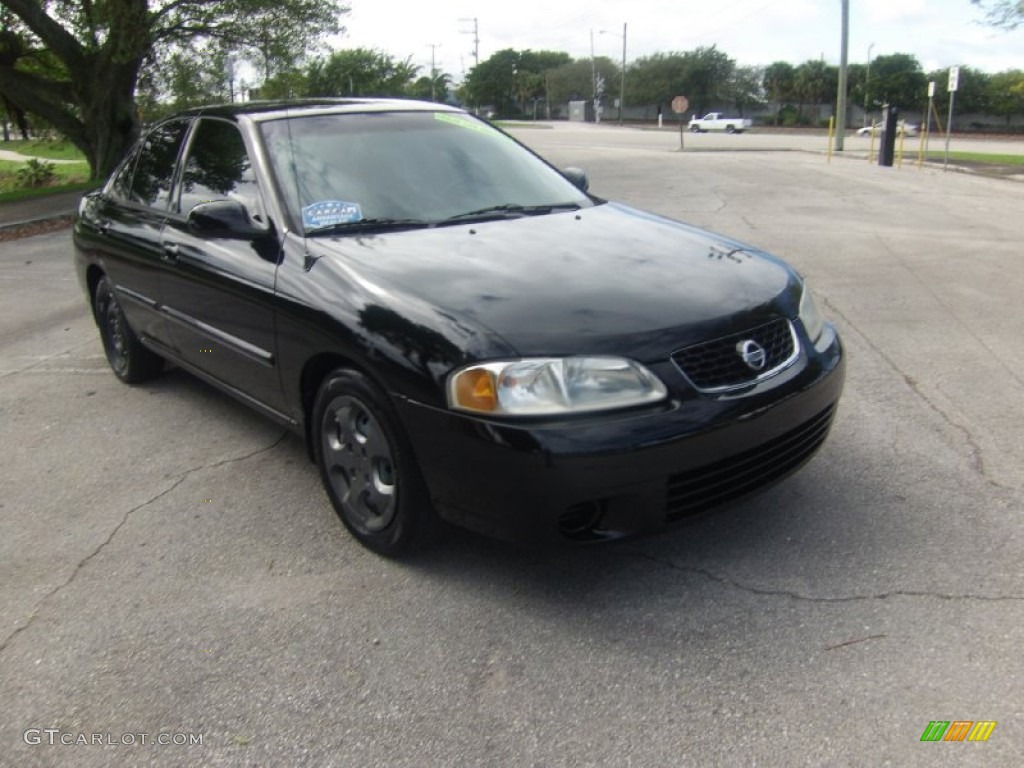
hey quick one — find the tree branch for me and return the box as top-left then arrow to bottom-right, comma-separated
0,65 -> 83,140
0,0 -> 85,71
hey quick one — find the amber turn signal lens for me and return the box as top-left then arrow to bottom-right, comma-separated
454,369 -> 497,412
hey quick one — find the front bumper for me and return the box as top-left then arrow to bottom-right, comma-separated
395,326 -> 845,544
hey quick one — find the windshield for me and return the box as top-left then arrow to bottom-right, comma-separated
259,110 -> 593,234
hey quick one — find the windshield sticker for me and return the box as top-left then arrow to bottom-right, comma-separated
303,200 -> 363,229
434,112 -> 497,137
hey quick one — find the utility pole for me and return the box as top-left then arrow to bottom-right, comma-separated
834,0 -> 849,151
426,43 -> 441,101
590,29 -> 598,123
620,23 -> 627,126
459,17 -> 479,69
864,42 -> 875,127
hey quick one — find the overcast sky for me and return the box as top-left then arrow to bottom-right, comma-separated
339,0 -> 1022,80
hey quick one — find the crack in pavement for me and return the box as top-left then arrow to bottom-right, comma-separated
630,551 -> 1024,603
0,338 -> 97,381
0,431 -> 290,656
821,295 -> 1015,493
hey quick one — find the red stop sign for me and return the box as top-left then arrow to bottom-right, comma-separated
671,95 -> 689,114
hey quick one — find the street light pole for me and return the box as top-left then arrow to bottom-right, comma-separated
599,26 -> 628,125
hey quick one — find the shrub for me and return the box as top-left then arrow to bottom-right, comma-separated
16,158 -> 56,188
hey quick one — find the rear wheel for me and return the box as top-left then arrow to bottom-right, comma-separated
94,276 -> 163,383
312,368 -> 439,556
725,124 -> 736,134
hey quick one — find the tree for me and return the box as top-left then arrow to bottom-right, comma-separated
985,69 -> 1024,126
926,65 -> 990,115
794,60 -> 837,123
628,46 -> 735,115
972,0 -> 1024,29
0,0 -> 348,180
726,65 -> 764,117
306,49 -> 419,98
763,61 -> 796,125
462,49 -> 571,116
869,53 -> 927,110
546,58 -> 617,107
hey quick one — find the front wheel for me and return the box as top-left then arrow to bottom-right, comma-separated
94,276 -> 163,383
312,368 -> 439,556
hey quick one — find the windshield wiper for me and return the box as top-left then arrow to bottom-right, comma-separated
440,202 -> 581,224
306,217 -> 431,236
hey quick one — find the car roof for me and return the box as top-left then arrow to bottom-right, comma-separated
174,98 -> 463,123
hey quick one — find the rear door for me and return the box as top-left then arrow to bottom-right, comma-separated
159,117 -> 287,417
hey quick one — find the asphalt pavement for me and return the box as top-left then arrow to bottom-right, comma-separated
1,123 -> 1022,766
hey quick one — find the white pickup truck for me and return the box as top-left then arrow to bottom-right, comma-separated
687,113 -> 752,134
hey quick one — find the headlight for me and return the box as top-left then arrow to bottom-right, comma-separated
448,356 -> 668,416
799,283 -> 825,343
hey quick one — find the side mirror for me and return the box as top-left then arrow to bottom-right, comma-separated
562,167 -> 590,193
187,200 -> 265,239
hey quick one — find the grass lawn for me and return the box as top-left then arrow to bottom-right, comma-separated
0,139 -> 86,162
921,150 -> 1024,165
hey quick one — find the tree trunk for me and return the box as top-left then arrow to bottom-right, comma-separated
77,59 -> 142,179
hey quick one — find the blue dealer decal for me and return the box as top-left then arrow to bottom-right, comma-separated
303,200 -> 363,229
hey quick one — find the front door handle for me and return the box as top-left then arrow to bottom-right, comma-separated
161,242 -> 179,262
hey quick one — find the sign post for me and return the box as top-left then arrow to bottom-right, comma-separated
944,66 -> 959,172
671,95 -> 689,151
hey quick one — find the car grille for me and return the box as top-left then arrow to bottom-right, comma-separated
665,404 -> 836,521
671,318 -> 798,392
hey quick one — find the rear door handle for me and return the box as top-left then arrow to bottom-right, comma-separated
161,242 -> 179,262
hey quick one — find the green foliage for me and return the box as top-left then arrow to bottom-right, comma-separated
985,70 -> 1024,123
15,158 -> 55,187
462,49 -> 572,116
545,58 -> 618,107
0,0 -> 350,179
926,66 -> 991,114
868,54 -> 927,109
763,61 -> 796,124
727,65 -> 765,116
306,49 -> 419,97
13,158 -> 55,188
627,47 -> 735,114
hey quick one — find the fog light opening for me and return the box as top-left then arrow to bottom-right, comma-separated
558,500 -> 608,541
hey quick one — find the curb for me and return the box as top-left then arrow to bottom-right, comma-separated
0,212 -> 75,236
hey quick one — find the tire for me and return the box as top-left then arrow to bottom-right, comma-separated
690,124 -> 701,133
725,124 -> 736,134
312,368 -> 439,556
94,276 -> 163,384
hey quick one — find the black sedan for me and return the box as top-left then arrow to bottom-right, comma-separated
74,99 -> 844,556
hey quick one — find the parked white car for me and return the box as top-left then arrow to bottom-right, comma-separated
688,113 -> 753,134
856,120 -> 918,137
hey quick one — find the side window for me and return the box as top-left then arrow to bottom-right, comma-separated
108,149 -> 139,201
177,119 -> 262,218
128,120 -> 189,209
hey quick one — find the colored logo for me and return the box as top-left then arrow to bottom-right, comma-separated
920,721 -> 997,742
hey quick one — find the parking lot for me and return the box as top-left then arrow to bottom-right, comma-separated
1,123 -> 1022,766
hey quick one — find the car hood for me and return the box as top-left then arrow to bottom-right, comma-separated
306,202 -> 801,361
